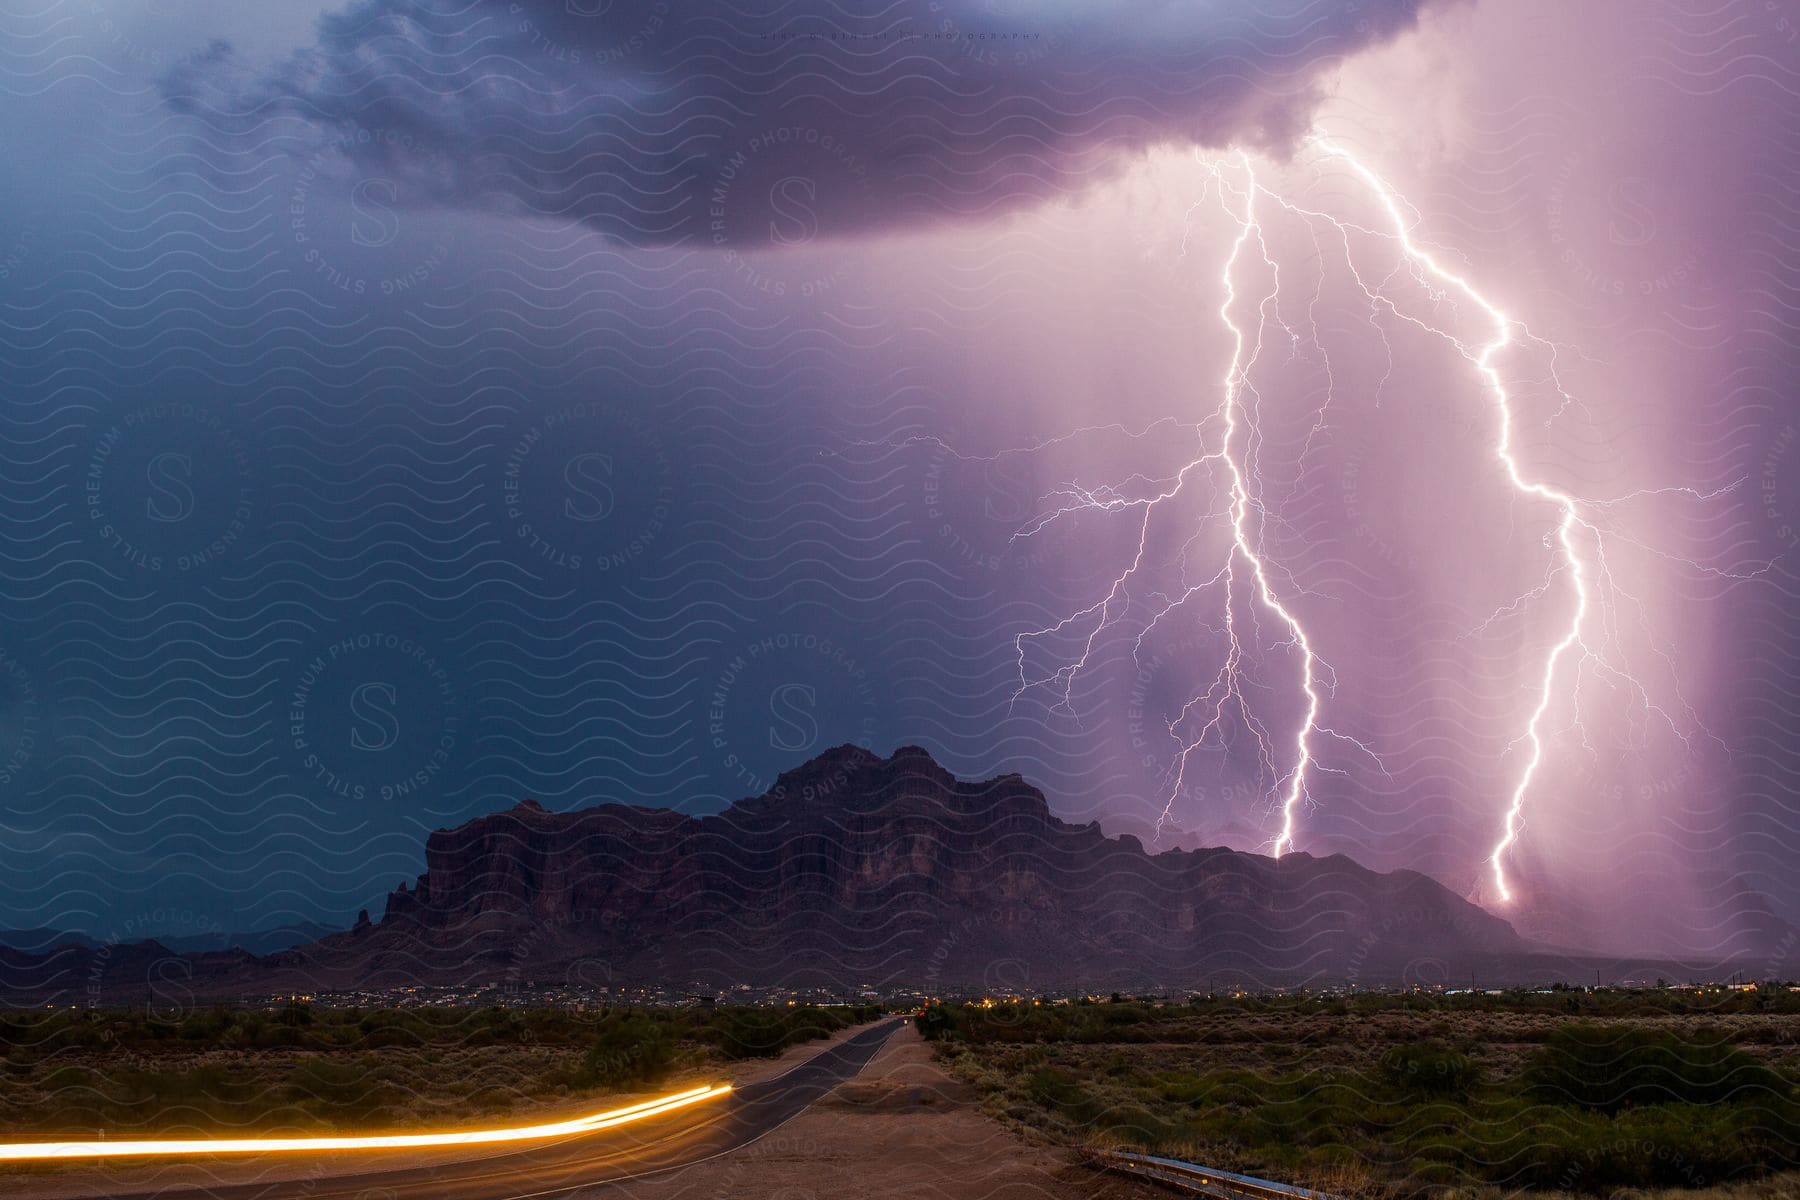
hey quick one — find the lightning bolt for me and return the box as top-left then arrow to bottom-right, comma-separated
1173,155 -> 1326,859
982,138 -> 1723,901
1291,138 -> 1723,905
1011,151 -> 1352,858
1290,140 -> 1584,902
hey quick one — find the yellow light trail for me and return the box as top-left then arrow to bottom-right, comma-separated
0,1082 -> 730,1161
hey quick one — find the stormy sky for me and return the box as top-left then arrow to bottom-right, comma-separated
0,0 -> 1796,967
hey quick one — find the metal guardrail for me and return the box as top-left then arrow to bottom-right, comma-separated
1089,1149 -> 1345,1200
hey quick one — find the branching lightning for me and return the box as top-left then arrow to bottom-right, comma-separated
1011,151 -> 1362,860
1305,138 -> 1695,905
1170,156 -> 1326,860
977,139 -> 1723,905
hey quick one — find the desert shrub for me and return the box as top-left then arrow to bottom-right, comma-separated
575,1012 -> 674,1088
1024,1067 -> 1099,1123
1096,1102 -> 1173,1143
1477,1098 -> 1800,1192
178,1008 -> 232,1041
460,1006 -> 522,1046
248,1021 -> 304,1049
1152,1072 -> 1210,1105
1522,1024 -> 1787,1112
1380,1039 -> 1482,1099
715,1004 -> 874,1060
356,1024 -> 423,1051
720,1008 -> 792,1059
784,1005 -> 834,1043
915,1003 -> 962,1042
1101,1004 -> 1153,1026
284,1059 -> 402,1117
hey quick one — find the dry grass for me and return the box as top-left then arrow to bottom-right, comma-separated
0,1002 -> 881,1140
924,997 -> 1800,1198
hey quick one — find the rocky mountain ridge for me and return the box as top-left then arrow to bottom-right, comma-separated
308,744 -> 1528,991
1,744 -> 1620,1000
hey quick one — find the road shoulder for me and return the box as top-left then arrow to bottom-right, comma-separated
622,1023 -> 1159,1200
0,1017 -> 888,1200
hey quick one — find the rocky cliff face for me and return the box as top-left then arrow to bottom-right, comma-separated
328,744 -> 1527,991
0,745 -> 1545,1000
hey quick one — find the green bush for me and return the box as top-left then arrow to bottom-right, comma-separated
1379,1040 -> 1482,1099
720,1008 -> 792,1059
1152,1072 -> 1210,1105
1025,1067 -> 1099,1123
285,1059 -> 400,1117
915,1003 -> 961,1042
575,1012 -> 674,1088
712,1003 -> 878,1059
1522,1024 -> 1787,1113
178,1008 -> 232,1041
1096,1102 -> 1171,1142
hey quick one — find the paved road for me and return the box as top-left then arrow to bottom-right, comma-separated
89,1018 -> 906,1200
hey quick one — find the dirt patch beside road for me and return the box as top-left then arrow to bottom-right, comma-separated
627,1023 -> 1156,1200
2,1017 -> 895,1200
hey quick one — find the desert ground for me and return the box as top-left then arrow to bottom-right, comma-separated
6,1019 -> 1154,1200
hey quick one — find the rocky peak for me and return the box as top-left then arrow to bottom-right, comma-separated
760,743 -> 883,802
337,743 -> 1533,991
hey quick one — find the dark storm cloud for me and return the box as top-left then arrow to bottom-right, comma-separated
161,0 -> 1450,245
